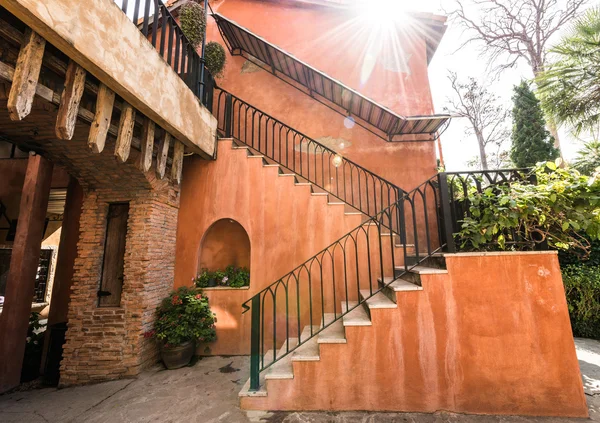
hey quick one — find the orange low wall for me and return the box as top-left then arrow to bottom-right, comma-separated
242,251 -> 588,418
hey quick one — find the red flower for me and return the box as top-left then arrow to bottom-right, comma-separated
195,294 -> 202,300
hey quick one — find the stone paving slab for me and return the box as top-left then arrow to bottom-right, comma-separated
0,338 -> 598,423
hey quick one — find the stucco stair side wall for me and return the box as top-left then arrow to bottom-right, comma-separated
207,1 -> 438,193
174,140 -> 366,355
2,0 -> 217,156
241,252 -> 588,418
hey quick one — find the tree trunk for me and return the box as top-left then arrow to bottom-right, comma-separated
476,131 -> 488,170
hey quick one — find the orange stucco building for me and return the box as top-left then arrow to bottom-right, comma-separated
0,0 -> 588,418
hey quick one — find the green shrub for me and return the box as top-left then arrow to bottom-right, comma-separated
562,265 -> 600,340
194,266 -> 250,288
457,160 -> 600,257
205,41 -> 227,77
146,287 -> 216,347
180,1 -> 206,48
225,265 -> 250,288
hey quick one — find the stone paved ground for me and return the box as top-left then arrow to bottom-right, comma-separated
1,338 -> 598,423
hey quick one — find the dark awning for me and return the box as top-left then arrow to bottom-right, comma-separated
213,13 -> 452,141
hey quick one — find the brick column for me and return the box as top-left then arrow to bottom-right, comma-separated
59,185 -> 180,386
0,153 -> 53,393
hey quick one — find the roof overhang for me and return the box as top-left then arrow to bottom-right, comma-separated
213,12 -> 452,142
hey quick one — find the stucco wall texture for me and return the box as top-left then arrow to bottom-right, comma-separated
174,139 -> 367,355
206,0 -> 440,192
242,252 -> 589,418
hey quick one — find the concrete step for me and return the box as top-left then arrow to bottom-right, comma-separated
379,277 -> 423,291
238,374 -> 267,397
291,326 -> 320,361
409,266 -> 448,275
360,290 -> 398,308
317,313 -> 346,344
341,301 -> 372,326
264,338 -> 298,380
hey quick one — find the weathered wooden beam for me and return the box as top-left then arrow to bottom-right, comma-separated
7,28 -> 45,121
114,103 -> 135,163
88,84 -> 115,153
138,118 -> 155,172
156,132 -> 172,180
56,60 -> 86,140
171,139 -> 185,185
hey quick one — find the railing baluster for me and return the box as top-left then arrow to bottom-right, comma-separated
249,295 -> 261,391
142,0 -> 151,36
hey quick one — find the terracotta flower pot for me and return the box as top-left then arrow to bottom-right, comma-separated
160,341 -> 195,370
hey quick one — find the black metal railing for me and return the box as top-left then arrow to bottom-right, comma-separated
117,0 -> 215,109
214,87 -> 405,217
437,169 -> 538,252
243,175 -> 443,391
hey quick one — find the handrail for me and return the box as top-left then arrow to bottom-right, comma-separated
116,0 -> 215,109
214,87 -> 406,217
242,174 -> 443,390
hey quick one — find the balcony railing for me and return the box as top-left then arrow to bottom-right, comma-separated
116,0 -> 214,110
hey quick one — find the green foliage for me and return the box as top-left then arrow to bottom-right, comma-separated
147,287 -> 216,347
194,266 -> 250,288
559,236 -> 600,268
537,8 -> 600,135
179,1 -> 206,48
458,160 -> 600,256
22,312 -> 46,382
572,140 -> 600,176
510,81 -> 559,168
562,265 -> 600,340
205,41 -> 227,78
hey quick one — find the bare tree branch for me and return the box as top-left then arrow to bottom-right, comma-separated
445,72 -> 511,170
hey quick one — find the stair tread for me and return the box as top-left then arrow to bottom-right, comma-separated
292,326 -> 320,361
341,301 -> 372,326
409,266 -> 448,275
318,314 -> 346,344
264,338 -> 298,380
379,277 -> 423,291
239,375 -> 267,397
359,290 -> 398,308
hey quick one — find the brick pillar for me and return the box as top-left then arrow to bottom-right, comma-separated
59,185 -> 179,386
0,153 -> 53,393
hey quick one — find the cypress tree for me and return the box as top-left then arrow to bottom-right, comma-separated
510,81 -> 559,168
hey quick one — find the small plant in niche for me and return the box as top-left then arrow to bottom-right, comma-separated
179,1 -> 206,48
204,41 -> 227,77
194,266 -> 250,288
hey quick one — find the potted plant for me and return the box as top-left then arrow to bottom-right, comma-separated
225,265 -> 250,288
194,267 -> 250,288
145,287 -> 216,369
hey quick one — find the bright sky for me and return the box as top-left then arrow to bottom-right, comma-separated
402,0 -> 588,170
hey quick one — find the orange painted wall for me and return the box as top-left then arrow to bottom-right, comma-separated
206,0 -> 441,192
242,252 -> 589,418
174,140 -> 366,355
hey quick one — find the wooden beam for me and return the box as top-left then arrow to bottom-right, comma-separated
56,60 -> 86,140
156,131 -> 171,180
171,139 -> 185,185
0,153 -> 53,392
114,103 -> 135,163
88,84 -> 115,153
7,28 -> 45,121
138,118 -> 155,172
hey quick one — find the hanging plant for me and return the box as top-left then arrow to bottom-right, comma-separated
205,41 -> 227,78
179,1 -> 206,48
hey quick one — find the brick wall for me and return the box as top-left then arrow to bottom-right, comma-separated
60,183 -> 180,386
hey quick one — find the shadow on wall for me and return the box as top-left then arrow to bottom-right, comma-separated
198,218 -> 250,273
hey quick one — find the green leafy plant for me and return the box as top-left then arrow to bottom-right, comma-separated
457,160 -> 600,257
194,267 -> 250,288
21,312 -> 46,382
179,1 -> 206,48
205,41 -> 227,78
146,287 -> 216,347
562,265 -> 600,340
225,265 -> 250,288
572,140 -> 600,176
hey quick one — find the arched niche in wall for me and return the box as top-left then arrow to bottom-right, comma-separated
198,218 -> 250,272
